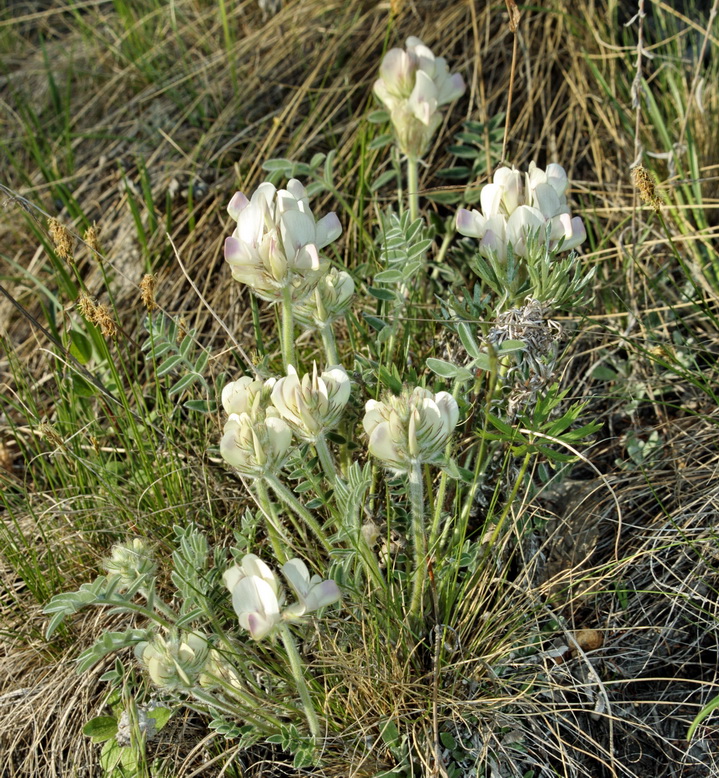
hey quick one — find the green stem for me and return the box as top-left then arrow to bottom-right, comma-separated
314,434 -> 339,486
280,623 -> 321,739
190,687 -> 280,733
406,155 -> 419,222
254,480 -> 291,563
280,285 -> 296,371
408,461 -> 427,620
487,452 -> 532,547
319,321 -> 339,365
264,474 -> 332,553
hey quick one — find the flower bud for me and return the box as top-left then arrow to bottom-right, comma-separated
221,375 -> 276,418
103,538 -> 156,592
220,410 -> 293,478
294,268 -> 355,330
136,632 -> 210,689
271,363 -> 351,443
363,387 -> 459,472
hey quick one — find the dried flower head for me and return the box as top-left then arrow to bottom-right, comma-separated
49,219 -> 74,264
84,223 -> 101,257
93,303 -> 118,338
631,165 -> 662,212
140,273 -> 157,312
76,292 -> 95,319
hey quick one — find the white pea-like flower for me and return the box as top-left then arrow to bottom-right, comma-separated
221,375 -> 276,418
456,162 -> 586,263
363,387 -> 459,472
135,632 -> 210,689
281,558 -> 341,620
271,363 -> 351,442
223,554 -> 283,641
220,409 -> 293,478
374,37 -> 465,159
294,268 -> 355,330
224,179 -> 342,302
223,554 -> 341,640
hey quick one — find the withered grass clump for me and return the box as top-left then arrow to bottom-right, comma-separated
1,0 -> 718,777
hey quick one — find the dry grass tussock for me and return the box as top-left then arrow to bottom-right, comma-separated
2,0 -> 719,775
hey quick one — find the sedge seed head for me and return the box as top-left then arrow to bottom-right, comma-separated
631,165 -> 662,212
140,273 -> 157,312
49,219 -> 74,264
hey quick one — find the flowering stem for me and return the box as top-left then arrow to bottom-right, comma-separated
264,474 -> 332,554
279,623 -> 321,739
315,433 -> 339,487
408,461 -> 427,620
319,321 -> 339,365
280,285 -> 296,371
190,687 -> 281,733
254,480 -> 291,563
406,155 -> 420,222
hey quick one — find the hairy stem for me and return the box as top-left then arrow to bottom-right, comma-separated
408,461 -> 427,620
280,284 -> 296,371
280,623 -> 321,739
264,474 -> 332,553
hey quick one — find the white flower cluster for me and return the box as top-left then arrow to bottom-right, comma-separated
363,387 -> 459,473
223,553 -> 341,641
456,162 -> 586,263
224,179 -> 354,328
374,37 -> 465,159
219,364 -> 351,475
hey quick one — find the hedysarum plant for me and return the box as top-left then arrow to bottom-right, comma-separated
271,363 -> 350,484
374,36 -> 465,219
224,179 -> 342,369
363,387 -> 459,618
135,631 -> 210,690
455,162 -> 586,264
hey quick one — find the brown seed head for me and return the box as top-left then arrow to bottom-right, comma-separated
76,292 -> 96,319
93,303 -> 118,338
84,223 -> 102,258
140,273 -> 157,312
49,219 -> 74,264
631,165 -> 662,212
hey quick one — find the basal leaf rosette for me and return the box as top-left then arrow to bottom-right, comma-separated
224,179 -> 342,303
271,363 -> 351,443
456,162 -> 586,263
374,36 -> 465,159
220,409 -> 293,479
363,386 -> 459,473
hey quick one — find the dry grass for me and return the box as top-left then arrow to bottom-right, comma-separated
2,0 -> 719,775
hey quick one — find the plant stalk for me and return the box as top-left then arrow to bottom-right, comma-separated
408,460 -> 427,619
280,623 -> 321,739
264,474 -> 332,553
280,284 -> 296,371
406,155 -> 419,222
